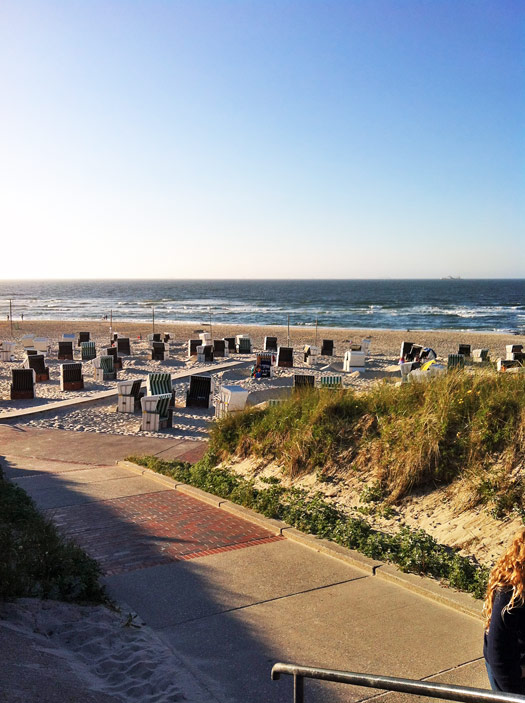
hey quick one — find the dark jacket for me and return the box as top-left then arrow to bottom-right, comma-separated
484,588 -> 525,693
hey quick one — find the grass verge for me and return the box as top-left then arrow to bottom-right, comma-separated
127,454 -> 489,599
0,465 -> 105,603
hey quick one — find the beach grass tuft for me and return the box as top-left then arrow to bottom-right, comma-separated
208,369 -> 525,513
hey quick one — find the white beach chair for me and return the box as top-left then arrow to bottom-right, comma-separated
215,385 -> 249,419
21,334 -> 35,350
0,341 -> 16,362
140,393 -> 172,431
33,337 -> 51,354
343,350 -> 366,371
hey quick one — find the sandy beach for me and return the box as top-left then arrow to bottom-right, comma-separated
1,319 -> 523,439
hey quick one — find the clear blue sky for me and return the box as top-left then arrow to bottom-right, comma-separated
1,1 -> 523,278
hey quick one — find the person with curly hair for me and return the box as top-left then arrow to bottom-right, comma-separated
483,528 -> 525,693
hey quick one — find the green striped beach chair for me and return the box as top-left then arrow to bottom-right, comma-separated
320,375 -> 343,389
140,393 -> 173,431
146,372 -> 172,396
269,398 -> 286,407
100,355 -> 116,380
81,341 -> 96,361
447,354 -> 465,370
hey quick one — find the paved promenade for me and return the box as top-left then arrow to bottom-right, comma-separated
0,424 -> 489,702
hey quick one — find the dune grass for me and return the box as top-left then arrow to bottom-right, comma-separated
0,466 -> 105,603
209,369 -> 525,513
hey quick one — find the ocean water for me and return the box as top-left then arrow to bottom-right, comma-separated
0,279 -> 523,333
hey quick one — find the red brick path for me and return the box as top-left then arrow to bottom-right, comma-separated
48,490 -> 283,575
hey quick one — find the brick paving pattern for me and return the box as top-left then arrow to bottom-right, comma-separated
47,490 -> 283,575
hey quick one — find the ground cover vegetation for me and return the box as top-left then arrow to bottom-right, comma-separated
128,454 -> 490,599
129,369 -> 525,599
0,466 -> 105,603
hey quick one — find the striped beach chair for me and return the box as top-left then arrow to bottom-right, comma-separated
277,346 -> 294,368
140,393 -> 173,431
293,374 -> 315,391
116,337 -> 131,356
224,337 -> 236,353
186,375 -> 212,408
81,341 -> 96,361
10,368 -> 35,400
268,398 -> 286,407
26,354 -> 50,382
100,355 -> 116,380
147,372 -> 174,406
58,341 -> 74,360
60,362 -> 84,391
320,375 -> 342,389
236,337 -> 252,354
117,379 -> 144,412
447,354 -> 465,370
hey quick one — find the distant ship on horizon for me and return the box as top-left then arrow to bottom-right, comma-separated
441,275 -> 462,280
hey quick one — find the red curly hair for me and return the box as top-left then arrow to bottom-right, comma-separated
484,528 -> 525,631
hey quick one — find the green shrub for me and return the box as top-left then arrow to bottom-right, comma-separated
0,468 -> 105,603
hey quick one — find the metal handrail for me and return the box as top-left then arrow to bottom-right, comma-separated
271,662 -> 525,703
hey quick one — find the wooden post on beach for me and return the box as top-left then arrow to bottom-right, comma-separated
152,307 -> 155,334
287,314 -> 290,347
209,311 -> 212,340
109,309 -> 113,341
9,299 -> 13,336
315,316 -> 318,346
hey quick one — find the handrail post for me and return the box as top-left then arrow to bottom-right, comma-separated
294,674 -> 304,703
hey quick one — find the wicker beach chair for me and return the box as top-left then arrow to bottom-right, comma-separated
151,341 -> 167,361
236,337 -> 252,354
197,345 -> 214,363
117,379 -> 144,412
60,362 -> 84,391
77,332 -> 90,347
223,337 -> 236,353
188,339 -> 201,357
186,375 -> 212,408
116,337 -> 131,356
255,353 -> 273,378
264,336 -> 278,352
103,346 -> 122,370
140,393 -> 173,431
320,375 -> 342,389
448,354 -> 465,370
215,385 -> 249,419
472,348 -> 490,363
458,344 -> 471,357
0,341 -> 15,362
10,368 -> 35,399
213,339 -> 226,357
147,371 -> 172,396
58,341 -> 74,360
277,346 -> 294,368
321,340 -> 334,356
26,354 -> 50,382
293,374 -> 315,391
81,341 -> 96,361
100,355 -> 116,381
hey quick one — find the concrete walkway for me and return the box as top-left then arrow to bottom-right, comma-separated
0,425 -> 489,703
